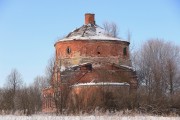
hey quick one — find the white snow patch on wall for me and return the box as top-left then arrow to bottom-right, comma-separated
120,65 -> 134,70
60,65 -> 66,72
72,82 -> 130,87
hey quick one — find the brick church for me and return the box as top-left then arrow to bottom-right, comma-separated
42,13 -> 137,113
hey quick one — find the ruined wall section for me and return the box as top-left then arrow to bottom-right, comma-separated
42,87 -> 56,113
67,85 -> 130,111
55,40 -> 130,68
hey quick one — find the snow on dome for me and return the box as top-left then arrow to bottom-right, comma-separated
58,24 -> 124,42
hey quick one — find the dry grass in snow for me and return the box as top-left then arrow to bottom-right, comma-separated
0,115 -> 179,120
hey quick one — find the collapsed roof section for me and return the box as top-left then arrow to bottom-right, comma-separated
58,24 -> 123,42
60,62 -> 134,73
57,13 -> 127,42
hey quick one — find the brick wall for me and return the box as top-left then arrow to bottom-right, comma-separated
55,40 -> 130,67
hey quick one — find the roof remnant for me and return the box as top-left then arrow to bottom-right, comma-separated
60,63 -> 92,72
56,13 -> 128,42
58,24 -> 124,42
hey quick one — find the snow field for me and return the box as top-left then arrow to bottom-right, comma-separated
0,115 -> 179,120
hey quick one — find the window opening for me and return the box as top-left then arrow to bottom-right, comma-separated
97,46 -> 101,55
67,46 -> 71,54
123,47 -> 127,56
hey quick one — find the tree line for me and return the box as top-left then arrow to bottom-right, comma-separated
0,57 -> 54,115
133,39 -> 180,114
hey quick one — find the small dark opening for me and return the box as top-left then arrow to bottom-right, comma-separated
123,47 -> 127,56
97,52 -> 100,54
67,47 -> 71,54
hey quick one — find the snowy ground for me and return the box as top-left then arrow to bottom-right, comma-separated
0,115 -> 179,120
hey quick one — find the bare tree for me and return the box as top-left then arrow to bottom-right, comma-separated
16,77 -> 46,115
103,22 -> 119,37
45,55 -> 55,85
31,76 -> 48,113
133,39 -> 180,114
33,76 -> 49,92
0,88 -> 14,113
14,85 -> 29,115
5,69 -> 23,113
6,69 -> 22,93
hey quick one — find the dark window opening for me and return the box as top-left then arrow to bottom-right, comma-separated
97,46 -> 101,55
123,47 -> 127,56
67,47 -> 71,54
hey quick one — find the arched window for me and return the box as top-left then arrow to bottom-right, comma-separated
123,47 -> 127,56
66,46 -> 71,54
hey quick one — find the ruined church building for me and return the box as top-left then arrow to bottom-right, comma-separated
42,13 -> 137,113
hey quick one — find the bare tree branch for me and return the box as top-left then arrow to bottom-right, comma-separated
103,22 -> 119,38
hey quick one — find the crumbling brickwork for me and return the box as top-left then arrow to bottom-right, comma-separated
42,13 -> 137,113
55,40 -> 130,67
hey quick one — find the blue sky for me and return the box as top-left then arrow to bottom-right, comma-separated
0,0 -> 180,87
